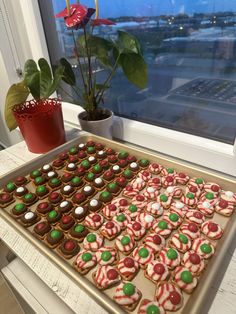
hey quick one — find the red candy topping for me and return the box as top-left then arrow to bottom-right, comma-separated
166,176 -> 174,182
107,269 -> 118,280
193,211 -> 203,219
154,263 -> 165,274
133,222 -> 141,231
74,193 -> 84,201
124,257 -> 134,268
92,214 -> 101,222
153,235 -> 162,245
63,172 -> 72,178
211,185 -> 219,192
36,222 -> 46,230
38,202 -> 49,209
117,177 -> 126,184
136,195 -> 144,201
50,192 -> 59,200
142,171 -> 149,177
152,163 -> 159,169
179,173 -> 186,178
169,291 -> 181,305
62,215 -> 72,224
106,221 -> 114,229
188,223 -> 198,233
119,199 -> 128,206
189,253 -> 201,265
152,178 -> 160,184
108,204 -> 117,211
126,185 -> 133,191
219,199 -> 228,208
189,186 -> 198,193
208,222 -> 218,232
64,240 -> 76,251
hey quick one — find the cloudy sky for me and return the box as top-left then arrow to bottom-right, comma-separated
53,0 -> 236,17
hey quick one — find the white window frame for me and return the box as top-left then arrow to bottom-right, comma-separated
5,0 -> 236,176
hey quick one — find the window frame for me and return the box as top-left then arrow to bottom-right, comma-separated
8,0 -> 236,176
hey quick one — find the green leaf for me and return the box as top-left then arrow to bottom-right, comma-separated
59,58 -> 76,86
117,30 -> 141,54
95,83 -> 109,91
87,35 -> 114,67
4,81 -> 29,131
38,58 -> 52,98
119,53 -> 147,89
24,59 -> 40,99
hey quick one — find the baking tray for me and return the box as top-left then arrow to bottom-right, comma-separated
0,133 -> 236,314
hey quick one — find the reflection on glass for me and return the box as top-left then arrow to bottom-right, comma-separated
41,0 -> 236,144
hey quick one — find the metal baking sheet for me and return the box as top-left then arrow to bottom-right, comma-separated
0,133 -> 236,314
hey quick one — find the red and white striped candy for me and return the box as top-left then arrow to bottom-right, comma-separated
145,202 -> 163,217
170,233 -> 192,253
147,177 -> 162,190
83,213 -> 104,229
75,250 -> 97,271
179,223 -> 200,240
136,212 -> 155,229
201,221 -> 223,240
220,190 -> 236,205
215,199 -> 234,216
100,221 -> 121,238
155,282 -> 183,311
182,251 -> 205,275
113,213 -> 131,229
162,213 -> 182,229
94,266 -> 120,289
122,185 -> 139,198
161,175 -> 177,188
127,221 -> 146,240
203,182 -> 221,194
111,197 -> 130,211
138,170 -> 152,181
197,201 -> 215,217
159,247 -> 180,269
131,194 -> 148,209
95,246 -> 117,266
152,221 -> 172,238
143,186 -> 160,200
192,237 -> 215,259
185,186 -> 202,198
187,178 -> 205,190
175,172 -> 190,185
83,233 -> 104,251
145,261 -> 169,283
143,233 -> 165,253
148,163 -> 163,174
138,300 -> 165,314
157,194 -> 172,209
200,193 -> 218,205
117,257 -> 139,280
173,266 -> 198,293
132,246 -> 154,267
115,234 -> 136,253
169,201 -> 188,218
185,210 -> 205,224
102,204 -> 120,219
165,186 -> 183,199
181,194 -> 198,208
113,282 -> 141,306
160,168 -> 176,177
130,177 -> 146,191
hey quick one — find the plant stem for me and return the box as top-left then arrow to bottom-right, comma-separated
65,0 -> 71,15
83,27 -> 93,94
94,0 -> 99,19
72,29 -> 88,96
96,54 -> 120,105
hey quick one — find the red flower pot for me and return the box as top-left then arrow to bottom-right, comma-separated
13,98 -> 66,153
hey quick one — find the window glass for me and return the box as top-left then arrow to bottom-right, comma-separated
40,0 -> 236,144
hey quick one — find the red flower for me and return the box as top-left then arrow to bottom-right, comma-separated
91,18 -> 116,26
55,4 -> 89,28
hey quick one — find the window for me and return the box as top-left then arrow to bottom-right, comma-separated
3,0 -> 236,176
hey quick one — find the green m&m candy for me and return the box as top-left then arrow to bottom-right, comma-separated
158,220 -> 168,230
14,203 -> 26,212
86,173 -> 95,181
71,177 -> 82,184
179,234 -> 188,244
160,194 -> 168,202
128,204 -> 137,213
101,251 -> 112,261
50,178 -> 60,185
50,230 -> 61,239
69,147 -> 77,154
82,252 -> 92,262
87,146 -> 95,153
181,270 -> 193,283
49,210 -> 58,219
186,193 -> 194,199
138,247 -> 149,258
167,167 -> 174,174
169,213 -> 179,222
101,191 -> 110,199
93,164 -> 102,173
117,214 -> 126,222
146,304 -> 160,314
74,224 -> 85,233
87,234 -> 96,243
205,192 -> 214,200
121,235 -> 130,245
108,182 -> 117,189
140,159 -> 149,166
24,193 -> 33,200
31,170 -> 41,178
36,185 -> 47,193
6,182 -> 15,192
123,169 -> 132,177
123,283 -> 135,296
167,248 -> 178,260
195,178 -> 203,184
200,243 -> 212,254
35,176 -> 44,185
81,160 -> 90,169
118,151 -> 128,159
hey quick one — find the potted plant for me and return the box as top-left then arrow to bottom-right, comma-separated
4,58 -> 70,153
55,0 -> 148,139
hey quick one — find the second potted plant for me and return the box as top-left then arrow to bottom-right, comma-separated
55,0 -> 148,139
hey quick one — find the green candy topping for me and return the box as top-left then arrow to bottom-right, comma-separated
181,270 -> 193,283
69,147 -> 77,154
37,185 -> 46,193
205,192 -> 214,200
160,194 -> 168,202
87,147 -> 95,153
128,204 -> 137,213
124,169 -> 132,176
87,234 -> 96,242
72,177 -> 81,184
179,234 -> 188,244
108,182 -> 117,189
50,178 -> 60,185
200,243 -> 212,254
82,252 -> 92,262
140,159 -> 149,166
35,177 -> 44,184
81,160 -> 90,168
138,247 -> 149,258
146,305 -> 160,314
167,167 -> 174,173
6,182 -> 15,191
119,151 -> 128,159
123,283 -> 135,296
169,213 -> 179,222
87,173 -> 95,180
50,230 -> 61,239
158,220 -> 168,230
101,251 -> 112,261
93,164 -> 102,172
24,193 -> 33,200
121,236 -> 130,245
186,193 -> 194,199
195,178 -> 203,184
15,203 -> 25,212
49,210 -> 57,219
74,224 -> 85,233
117,214 -> 126,222
31,170 -> 40,178
101,191 -> 110,198
167,248 -> 178,260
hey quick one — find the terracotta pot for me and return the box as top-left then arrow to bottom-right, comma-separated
13,98 -> 66,153
78,108 -> 113,139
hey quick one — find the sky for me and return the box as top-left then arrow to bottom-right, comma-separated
53,0 -> 236,17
